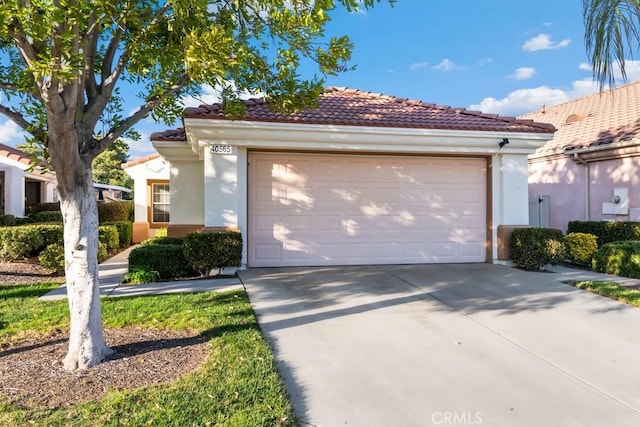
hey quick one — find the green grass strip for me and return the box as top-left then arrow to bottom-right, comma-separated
0,284 -> 295,426
568,280 -> 640,308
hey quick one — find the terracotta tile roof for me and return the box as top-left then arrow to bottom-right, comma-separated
121,152 -> 161,169
167,87 -> 554,136
519,80 -> 640,155
150,127 -> 186,142
0,143 -> 34,166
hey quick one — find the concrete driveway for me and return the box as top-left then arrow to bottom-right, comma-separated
239,264 -> 640,427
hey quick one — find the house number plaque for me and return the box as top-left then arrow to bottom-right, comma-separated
210,145 -> 232,154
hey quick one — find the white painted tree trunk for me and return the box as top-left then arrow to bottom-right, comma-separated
60,171 -> 113,371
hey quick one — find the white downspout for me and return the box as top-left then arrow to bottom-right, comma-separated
573,152 -> 590,220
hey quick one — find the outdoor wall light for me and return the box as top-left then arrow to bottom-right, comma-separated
499,138 -> 510,148
612,195 -> 621,204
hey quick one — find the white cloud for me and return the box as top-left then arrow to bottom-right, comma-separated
121,132 -> 155,159
181,84 -> 224,108
181,83 -> 263,108
0,118 -> 23,146
469,79 -> 600,116
523,33 -> 571,52
433,59 -> 458,71
577,59 -> 640,81
409,61 -> 429,71
510,67 -> 536,81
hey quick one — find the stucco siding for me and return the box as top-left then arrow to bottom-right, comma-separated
171,159 -> 204,225
529,157 -> 586,231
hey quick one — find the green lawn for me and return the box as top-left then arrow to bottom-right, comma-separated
567,280 -> 640,308
0,283 -> 295,426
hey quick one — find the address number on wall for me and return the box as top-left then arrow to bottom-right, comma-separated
210,145 -> 232,154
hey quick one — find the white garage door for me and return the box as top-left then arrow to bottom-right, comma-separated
248,153 -> 486,267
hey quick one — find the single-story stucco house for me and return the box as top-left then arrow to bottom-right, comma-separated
122,152 -> 170,243
522,80 -> 640,231
150,87 -> 555,267
0,143 -> 57,217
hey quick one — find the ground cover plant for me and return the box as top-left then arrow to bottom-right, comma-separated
0,283 -> 295,426
567,280 -> 640,308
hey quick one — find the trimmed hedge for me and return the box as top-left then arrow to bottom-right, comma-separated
0,214 -> 32,226
510,227 -> 566,271
567,221 -> 640,245
128,244 -> 192,279
183,231 -> 242,277
38,243 -> 65,274
141,236 -> 184,246
27,202 -> 60,217
592,241 -> 640,279
105,221 -> 133,248
0,224 -> 64,261
565,232 -> 598,267
32,211 -> 63,223
98,224 -> 120,254
98,201 -> 134,223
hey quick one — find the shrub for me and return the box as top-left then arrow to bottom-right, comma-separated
565,232 -> 598,267
0,214 -> 32,226
567,221 -> 640,245
510,228 -> 566,271
141,236 -> 184,246
105,221 -> 133,248
38,224 -> 64,248
0,224 -> 64,261
592,241 -> 640,279
128,244 -> 191,279
122,267 -> 161,284
154,227 -> 168,237
98,242 -> 109,263
32,211 -> 63,223
0,214 -> 18,226
98,225 -> 120,254
27,202 -> 60,217
0,226 -> 45,261
98,201 -> 134,223
183,231 -> 242,277
38,243 -> 65,274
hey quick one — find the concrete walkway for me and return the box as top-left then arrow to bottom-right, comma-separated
40,246 -> 243,301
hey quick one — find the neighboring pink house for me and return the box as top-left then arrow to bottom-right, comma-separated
522,80 -> 640,231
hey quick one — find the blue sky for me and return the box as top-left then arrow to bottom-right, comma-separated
2,0 -> 640,158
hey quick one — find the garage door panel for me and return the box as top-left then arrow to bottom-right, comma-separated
249,153 -> 486,267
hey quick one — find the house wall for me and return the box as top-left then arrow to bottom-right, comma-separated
0,165 -> 25,216
198,143 -> 538,266
589,157 -> 640,221
170,159 -> 204,226
529,154 -> 640,231
529,156 -> 587,231
124,156 -> 170,242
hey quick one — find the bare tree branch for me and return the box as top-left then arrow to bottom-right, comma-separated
86,73 -> 189,157
0,83 -> 20,91
83,13 -> 100,102
0,103 -> 46,142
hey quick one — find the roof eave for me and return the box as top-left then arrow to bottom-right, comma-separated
183,118 -> 554,155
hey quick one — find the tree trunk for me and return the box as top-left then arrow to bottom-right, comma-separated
60,169 -> 113,370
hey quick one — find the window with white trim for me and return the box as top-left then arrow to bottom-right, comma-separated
151,183 -> 170,223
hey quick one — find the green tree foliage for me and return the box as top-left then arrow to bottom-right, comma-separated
92,140 -> 133,191
0,0 -> 391,370
583,0 -> 640,89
